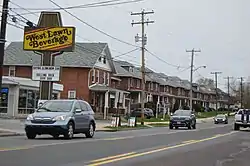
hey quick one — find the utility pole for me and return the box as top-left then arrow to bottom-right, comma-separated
186,49 -> 201,111
224,76 -> 233,114
131,9 -> 154,125
211,71 -> 222,114
0,0 -> 9,100
238,77 -> 244,108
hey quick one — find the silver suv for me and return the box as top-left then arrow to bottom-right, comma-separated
24,99 -> 96,139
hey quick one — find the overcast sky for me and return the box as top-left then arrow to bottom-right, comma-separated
3,0 -> 249,90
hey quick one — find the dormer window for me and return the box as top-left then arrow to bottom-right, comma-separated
129,67 -> 134,72
98,57 -> 102,62
103,57 -> 106,64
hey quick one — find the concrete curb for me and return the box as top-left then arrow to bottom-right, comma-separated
0,132 -> 24,137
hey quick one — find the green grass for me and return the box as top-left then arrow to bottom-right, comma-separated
104,124 -> 150,131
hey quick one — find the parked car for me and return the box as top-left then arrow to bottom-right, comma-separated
169,109 -> 196,130
130,108 -> 154,119
234,109 -> 250,130
214,114 -> 228,124
24,99 -> 96,139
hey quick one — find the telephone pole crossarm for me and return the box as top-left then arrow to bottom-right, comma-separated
131,9 -> 154,125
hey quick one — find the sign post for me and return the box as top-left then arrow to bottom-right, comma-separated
23,12 -> 75,100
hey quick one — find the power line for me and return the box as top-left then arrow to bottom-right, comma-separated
145,48 -> 187,69
10,0 -> 144,12
48,0 -> 139,48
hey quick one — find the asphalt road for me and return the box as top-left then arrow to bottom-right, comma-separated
0,119 -> 249,166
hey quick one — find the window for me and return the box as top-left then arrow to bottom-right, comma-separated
68,90 -> 76,99
38,100 -> 74,112
129,67 -> 134,72
103,72 -> 106,84
103,57 -> 106,64
18,89 -> 38,114
96,70 -> 100,83
73,101 -> 81,111
163,86 -> 166,92
107,73 -> 110,85
79,101 -> 88,111
98,57 -> 102,62
0,88 -> 8,113
9,66 -> 15,77
91,69 -> 95,83
151,83 -> 153,90
85,102 -> 94,112
136,79 -> 140,88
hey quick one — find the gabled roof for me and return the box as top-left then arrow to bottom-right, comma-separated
4,42 -> 116,72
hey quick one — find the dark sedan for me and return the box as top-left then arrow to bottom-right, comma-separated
214,114 -> 228,124
169,110 -> 196,130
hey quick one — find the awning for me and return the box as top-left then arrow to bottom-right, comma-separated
89,84 -> 130,94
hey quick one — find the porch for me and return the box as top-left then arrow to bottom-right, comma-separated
89,84 -> 130,119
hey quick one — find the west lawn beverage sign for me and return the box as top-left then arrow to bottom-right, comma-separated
23,26 -> 75,52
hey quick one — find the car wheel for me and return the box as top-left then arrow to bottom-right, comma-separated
26,132 -> 36,139
169,125 -> 173,129
192,123 -> 196,129
64,122 -> 74,139
85,122 -> 95,138
234,123 -> 240,131
188,124 -> 192,130
52,134 -> 60,139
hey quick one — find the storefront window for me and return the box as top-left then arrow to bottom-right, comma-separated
18,89 -> 38,114
0,88 -> 8,113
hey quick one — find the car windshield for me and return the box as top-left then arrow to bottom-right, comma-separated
37,100 -> 74,112
216,115 -> 225,118
173,110 -> 191,116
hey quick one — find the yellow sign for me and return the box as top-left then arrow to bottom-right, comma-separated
23,27 -> 75,52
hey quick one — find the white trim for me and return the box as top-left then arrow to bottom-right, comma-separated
103,72 -> 106,85
3,76 -> 63,91
107,73 -> 110,85
68,90 -> 76,99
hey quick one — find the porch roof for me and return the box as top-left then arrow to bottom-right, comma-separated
89,84 -> 130,94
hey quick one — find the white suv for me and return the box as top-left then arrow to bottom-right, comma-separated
234,109 -> 250,130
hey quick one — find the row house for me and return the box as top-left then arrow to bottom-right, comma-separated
113,60 -> 228,113
3,42 -> 129,119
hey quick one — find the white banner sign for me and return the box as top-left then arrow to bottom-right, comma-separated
32,66 -> 60,81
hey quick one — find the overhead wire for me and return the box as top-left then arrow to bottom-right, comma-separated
10,0 -> 144,12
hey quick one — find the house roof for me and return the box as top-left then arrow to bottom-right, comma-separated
4,42 -> 116,72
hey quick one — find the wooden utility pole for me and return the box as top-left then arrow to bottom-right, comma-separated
131,9 -> 154,125
224,76 -> 233,114
0,0 -> 10,98
211,71 -> 222,114
186,49 -> 201,111
238,77 -> 244,108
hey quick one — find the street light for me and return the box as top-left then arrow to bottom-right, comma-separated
194,65 -> 206,72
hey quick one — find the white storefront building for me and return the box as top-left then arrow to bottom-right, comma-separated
0,76 -> 63,118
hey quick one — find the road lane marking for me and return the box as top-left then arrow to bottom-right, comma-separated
86,131 -> 237,166
182,140 -> 196,144
0,146 -> 33,152
101,136 -> 134,141
88,152 -> 136,163
0,123 -> 233,152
